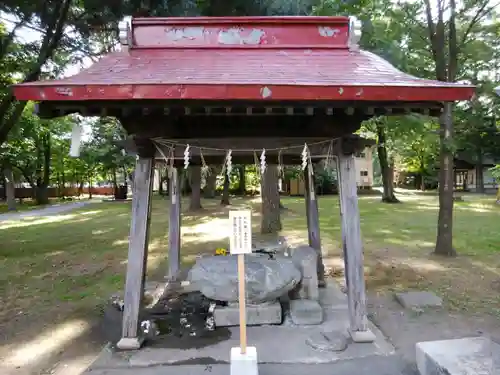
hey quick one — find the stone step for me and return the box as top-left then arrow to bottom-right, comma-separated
416,337 -> 499,375
86,354 -> 413,375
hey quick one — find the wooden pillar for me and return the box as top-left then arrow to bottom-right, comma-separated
336,147 -> 375,343
303,166 -> 325,285
167,167 -> 181,280
117,142 -> 155,350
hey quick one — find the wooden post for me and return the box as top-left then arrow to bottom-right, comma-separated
303,166 -> 325,285
238,254 -> 247,354
117,144 -> 155,350
168,167 -> 181,280
336,149 -> 375,343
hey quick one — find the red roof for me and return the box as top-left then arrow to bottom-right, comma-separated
13,16 -> 474,103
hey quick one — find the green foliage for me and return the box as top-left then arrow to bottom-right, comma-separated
491,165 -> 500,182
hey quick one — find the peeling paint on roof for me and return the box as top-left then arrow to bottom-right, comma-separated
218,28 -> 266,45
260,86 -> 272,99
318,26 -> 340,37
55,87 -> 73,96
165,26 -> 205,41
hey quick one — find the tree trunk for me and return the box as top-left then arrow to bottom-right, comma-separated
35,183 -> 49,205
434,102 -> 456,256
0,173 -> 6,200
35,133 -> 51,205
237,165 -> 246,195
88,177 -> 93,199
204,169 -> 217,198
61,161 -> 66,196
78,181 -> 84,196
158,167 -> 165,196
261,165 -> 282,234
475,150 -> 484,193
56,172 -> 61,197
221,173 -> 230,206
189,166 -> 203,210
4,167 -> 17,211
376,124 -> 400,203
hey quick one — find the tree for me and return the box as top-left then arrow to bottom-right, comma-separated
419,0 -> 499,256
204,167 -> 218,199
189,166 -> 203,210
2,102 -> 73,204
261,165 -> 282,234
221,172 -> 230,206
88,117 -> 135,198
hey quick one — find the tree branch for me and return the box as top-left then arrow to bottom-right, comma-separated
0,14 -> 29,60
458,1 -> 499,51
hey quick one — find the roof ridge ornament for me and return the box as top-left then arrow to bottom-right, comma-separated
118,16 -> 133,52
348,16 -> 362,51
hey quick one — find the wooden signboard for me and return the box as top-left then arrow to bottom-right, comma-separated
229,210 -> 252,354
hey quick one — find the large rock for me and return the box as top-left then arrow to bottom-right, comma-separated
187,254 -> 301,303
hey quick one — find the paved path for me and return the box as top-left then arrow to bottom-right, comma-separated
0,200 -> 97,222
84,354 -> 417,375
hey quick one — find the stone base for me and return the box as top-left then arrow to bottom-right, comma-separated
289,299 -> 323,325
289,246 -> 319,301
214,301 -> 282,327
416,337 -> 500,375
349,329 -> 376,343
230,346 -> 258,375
116,337 -> 144,350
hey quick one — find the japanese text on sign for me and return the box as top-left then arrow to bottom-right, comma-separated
229,210 -> 252,255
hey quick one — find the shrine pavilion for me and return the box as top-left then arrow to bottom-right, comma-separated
12,16 -> 475,350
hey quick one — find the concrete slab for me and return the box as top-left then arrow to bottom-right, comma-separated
215,302 -> 282,326
395,291 -> 442,309
85,354 -> 411,375
85,281 -> 394,371
416,337 -> 500,375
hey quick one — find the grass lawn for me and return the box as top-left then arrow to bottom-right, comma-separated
0,192 -> 499,358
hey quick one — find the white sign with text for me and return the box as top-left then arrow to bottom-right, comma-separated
229,210 -> 252,255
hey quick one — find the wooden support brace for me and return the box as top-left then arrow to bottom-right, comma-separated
117,151 -> 154,350
303,166 -> 325,285
336,150 -> 375,343
167,167 -> 181,280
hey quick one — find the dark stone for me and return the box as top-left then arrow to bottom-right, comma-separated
187,254 -> 301,303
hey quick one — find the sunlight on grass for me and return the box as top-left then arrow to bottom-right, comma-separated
183,217 -> 231,243
5,319 -> 90,368
0,210 -> 102,230
0,214 -> 79,230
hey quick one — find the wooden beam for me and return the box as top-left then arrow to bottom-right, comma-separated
303,166 -> 325,286
336,146 -> 375,343
117,147 -> 154,350
122,114 -> 363,139
167,167 -> 181,280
